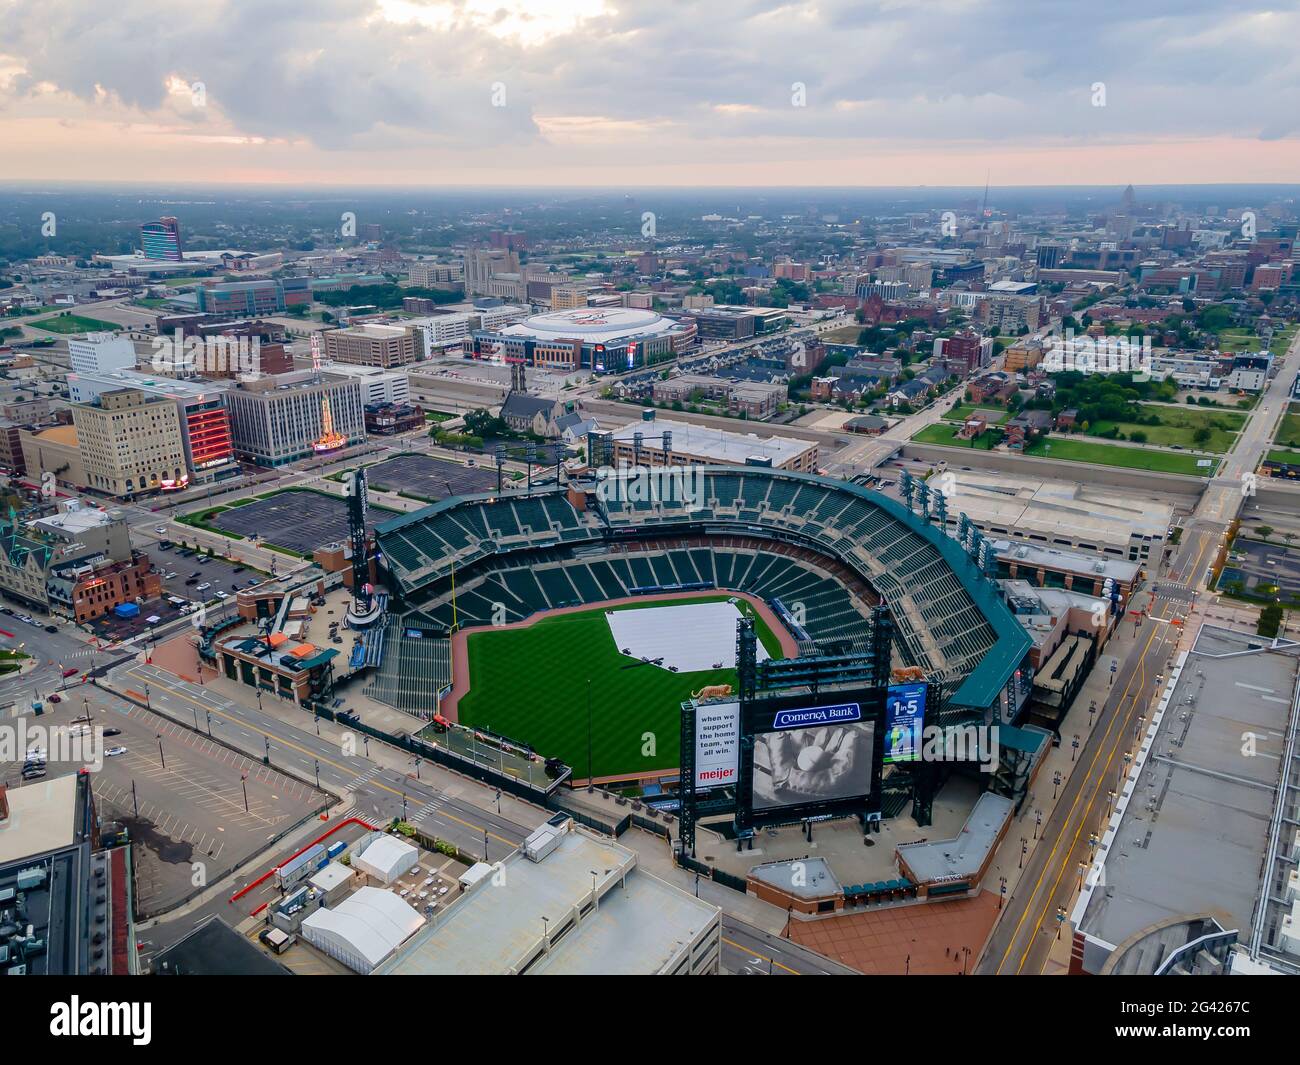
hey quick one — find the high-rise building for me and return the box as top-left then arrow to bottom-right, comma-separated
67,333 -> 136,375
140,216 -> 183,261
71,387 -> 188,497
463,248 -> 521,297
224,371 -> 366,467
67,369 -> 237,487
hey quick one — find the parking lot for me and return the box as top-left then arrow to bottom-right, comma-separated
1,686 -> 327,917
212,490 -> 391,556
363,452 -> 498,501
1219,536 -> 1300,601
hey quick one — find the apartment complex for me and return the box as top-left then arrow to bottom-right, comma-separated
70,387 -> 188,498
224,371 -> 366,467
323,324 -> 418,368
407,260 -> 462,286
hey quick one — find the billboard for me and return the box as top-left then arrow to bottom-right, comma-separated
748,700 -> 876,814
693,701 -> 740,791
883,682 -> 928,764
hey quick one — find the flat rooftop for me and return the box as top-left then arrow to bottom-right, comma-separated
1076,627 -> 1300,956
376,825 -> 717,975
610,417 -> 815,465
943,470 -> 1171,551
897,792 -> 1012,884
992,537 -> 1141,582
0,775 -> 80,864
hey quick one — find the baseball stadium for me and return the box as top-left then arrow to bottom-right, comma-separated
367,466 -> 1031,786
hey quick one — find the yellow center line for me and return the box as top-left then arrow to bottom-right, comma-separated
123,666 -> 517,847
722,936 -> 801,975
994,529 -> 1211,973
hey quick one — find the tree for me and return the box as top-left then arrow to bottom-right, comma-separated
1255,525 -> 1274,539
1258,603 -> 1283,639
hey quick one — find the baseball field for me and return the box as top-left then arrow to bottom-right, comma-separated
453,594 -> 787,782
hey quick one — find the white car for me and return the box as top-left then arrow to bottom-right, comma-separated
164,572 -> 178,580
105,746 -> 127,757
155,526 -> 167,534
215,590 -> 229,600
196,582 -> 211,592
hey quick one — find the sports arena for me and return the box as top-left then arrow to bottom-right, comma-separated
465,306 -> 697,373
369,466 -> 1031,783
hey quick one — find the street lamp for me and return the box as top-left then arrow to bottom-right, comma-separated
1019,837 -> 1028,869
155,732 -> 165,769
1053,770 -> 1061,800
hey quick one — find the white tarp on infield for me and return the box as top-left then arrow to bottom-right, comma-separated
605,600 -> 771,674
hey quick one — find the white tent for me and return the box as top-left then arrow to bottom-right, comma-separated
300,887 -> 425,974
354,835 -> 419,885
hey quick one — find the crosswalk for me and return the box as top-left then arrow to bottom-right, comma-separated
344,765 -> 383,793
410,794 -> 447,824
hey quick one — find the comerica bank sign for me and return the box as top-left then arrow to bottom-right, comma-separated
771,703 -> 862,730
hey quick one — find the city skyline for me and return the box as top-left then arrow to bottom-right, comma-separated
1,0 -> 1297,187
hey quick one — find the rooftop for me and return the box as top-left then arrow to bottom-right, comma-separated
1074,627 -> 1300,968
608,417 -> 815,465
376,824 -> 717,975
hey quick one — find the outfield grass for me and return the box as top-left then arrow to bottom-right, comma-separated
32,314 -> 121,334
912,422 -> 1001,449
456,596 -> 784,778
1023,437 -> 1217,475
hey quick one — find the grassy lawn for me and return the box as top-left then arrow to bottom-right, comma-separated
32,314 -> 122,334
818,326 -> 866,345
1266,448 -> 1300,466
1217,328 -> 1261,353
457,596 -> 783,777
424,410 -> 457,423
1088,403 -> 1245,453
943,403 -> 1012,425
1276,406 -> 1300,450
912,422 -> 1001,449
0,649 -> 30,675
1024,437 -> 1217,475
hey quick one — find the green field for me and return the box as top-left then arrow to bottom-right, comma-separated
1267,449 -> 1300,466
1216,328 -> 1261,353
1088,403 -> 1245,453
456,596 -> 783,779
1023,437 -> 1217,475
912,422 -> 1000,449
1277,406 -> 1300,450
32,314 -> 121,334
943,403 -> 1012,425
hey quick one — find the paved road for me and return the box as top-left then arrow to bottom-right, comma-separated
106,660 -> 540,861
720,914 -> 858,975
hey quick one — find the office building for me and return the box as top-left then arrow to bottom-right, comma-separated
67,333 -> 136,376
196,277 -> 311,316
67,369 -> 237,487
224,371 -> 366,467
320,364 -> 411,406
323,324 -> 419,369
71,387 -> 188,498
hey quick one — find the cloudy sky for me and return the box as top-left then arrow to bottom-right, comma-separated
1,0 -> 1297,187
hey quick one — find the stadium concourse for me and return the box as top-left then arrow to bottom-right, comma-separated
369,467 -> 1031,764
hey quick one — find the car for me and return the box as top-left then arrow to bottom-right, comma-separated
21,768 -> 46,780
103,728 -> 121,737
164,572 -> 178,580
185,577 -> 198,585
105,746 -> 127,757
155,526 -> 167,534
0,607 -> 12,616
44,625 -> 57,633
48,693 -> 62,703
61,667 -> 78,677
247,578 -> 259,586
196,582 -> 211,592
157,541 -> 172,551
233,566 -> 245,574
198,557 -> 210,565
215,591 -> 228,600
